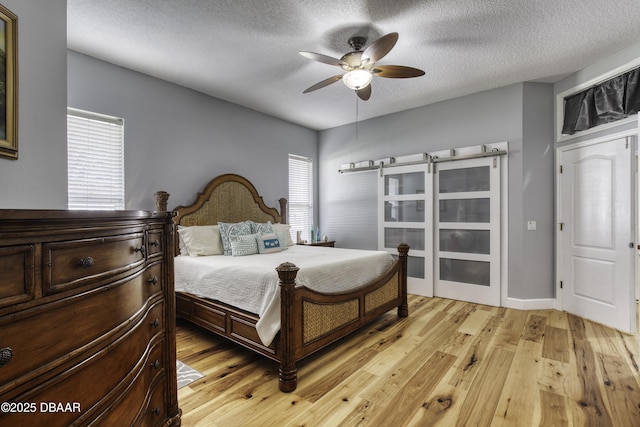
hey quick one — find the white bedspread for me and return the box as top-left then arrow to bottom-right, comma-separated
174,245 -> 394,346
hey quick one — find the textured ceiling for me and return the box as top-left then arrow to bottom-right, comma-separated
67,0 -> 640,131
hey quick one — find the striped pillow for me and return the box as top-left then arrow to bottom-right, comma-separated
230,233 -> 259,256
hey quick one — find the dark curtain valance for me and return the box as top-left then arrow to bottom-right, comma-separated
562,67 -> 640,135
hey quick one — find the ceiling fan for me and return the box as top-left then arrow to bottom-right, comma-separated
299,32 -> 425,101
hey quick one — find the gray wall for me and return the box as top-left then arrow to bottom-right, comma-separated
521,83 -> 555,299
0,0 -> 68,209
318,83 -> 556,300
67,51 -> 317,212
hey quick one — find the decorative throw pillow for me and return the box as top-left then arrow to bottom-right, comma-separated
230,233 -> 259,256
271,223 -> 294,246
275,231 -> 288,251
218,221 -> 252,255
257,233 -> 282,254
177,225 -> 224,256
249,220 -> 273,235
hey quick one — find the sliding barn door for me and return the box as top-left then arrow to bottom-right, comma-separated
378,164 -> 433,296
434,157 -> 501,306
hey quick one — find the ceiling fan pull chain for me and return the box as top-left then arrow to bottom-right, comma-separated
355,95 -> 359,140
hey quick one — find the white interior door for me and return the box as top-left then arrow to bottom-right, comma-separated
434,157 -> 501,306
559,136 -> 635,334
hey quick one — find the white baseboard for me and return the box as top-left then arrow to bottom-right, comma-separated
502,297 -> 556,311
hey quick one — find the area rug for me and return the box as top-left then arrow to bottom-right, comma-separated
177,360 -> 205,389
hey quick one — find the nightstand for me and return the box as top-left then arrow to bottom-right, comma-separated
299,240 -> 335,247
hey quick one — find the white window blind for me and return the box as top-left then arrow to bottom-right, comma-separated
67,108 -> 125,210
288,154 -> 313,242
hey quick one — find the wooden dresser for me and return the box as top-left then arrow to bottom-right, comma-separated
0,210 -> 181,426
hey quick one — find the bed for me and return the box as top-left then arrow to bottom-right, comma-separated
161,173 -> 409,392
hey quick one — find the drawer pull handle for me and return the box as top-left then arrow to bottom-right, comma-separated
150,360 -> 160,369
151,318 -> 160,328
148,276 -> 159,286
0,347 -> 13,367
152,407 -> 161,416
150,240 -> 160,247
77,257 -> 94,269
134,246 -> 146,256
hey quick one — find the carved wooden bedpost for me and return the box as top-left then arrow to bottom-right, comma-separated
397,243 -> 410,318
278,198 -> 288,224
276,261 -> 299,392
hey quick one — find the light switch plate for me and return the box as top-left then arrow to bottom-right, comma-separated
527,220 -> 536,231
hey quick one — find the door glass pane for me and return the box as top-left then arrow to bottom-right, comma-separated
440,258 -> 490,286
385,201 -> 425,222
439,166 -> 490,193
439,199 -> 490,223
384,228 -> 425,251
407,256 -> 425,279
385,172 -> 425,196
439,229 -> 490,254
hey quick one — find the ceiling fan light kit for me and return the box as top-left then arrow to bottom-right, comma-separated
300,32 -> 425,101
342,69 -> 373,90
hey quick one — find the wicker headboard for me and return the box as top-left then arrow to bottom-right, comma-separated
159,174 -> 287,254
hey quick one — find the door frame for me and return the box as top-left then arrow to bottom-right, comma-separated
555,128 -> 637,333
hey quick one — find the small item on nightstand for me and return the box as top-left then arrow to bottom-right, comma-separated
323,235 -> 328,242
296,230 -> 302,244
310,225 -> 315,243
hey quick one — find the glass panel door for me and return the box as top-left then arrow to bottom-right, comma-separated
379,164 -> 433,296
434,157 -> 501,306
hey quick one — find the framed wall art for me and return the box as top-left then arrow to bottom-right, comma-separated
0,4 -> 17,160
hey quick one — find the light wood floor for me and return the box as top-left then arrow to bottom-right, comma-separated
176,295 -> 640,426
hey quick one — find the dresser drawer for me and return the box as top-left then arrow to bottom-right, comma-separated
0,263 -> 164,395
0,245 -> 36,308
0,305 -> 165,427
91,340 -> 166,427
147,229 -> 164,259
43,232 -> 145,294
140,381 -> 168,427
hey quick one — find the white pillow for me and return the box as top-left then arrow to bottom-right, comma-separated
271,223 -> 294,247
176,225 -> 189,255
177,225 -> 224,256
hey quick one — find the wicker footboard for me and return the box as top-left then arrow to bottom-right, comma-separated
301,273 -> 400,345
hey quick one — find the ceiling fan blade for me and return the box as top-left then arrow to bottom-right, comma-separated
303,75 -> 344,93
361,32 -> 398,63
299,51 -> 348,67
357,85 -> 371,101
373,65 -> 425,78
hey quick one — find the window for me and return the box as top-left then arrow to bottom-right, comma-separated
288,154 -> 313,243
561,67 -> 640,135
67,108 -> 125,210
